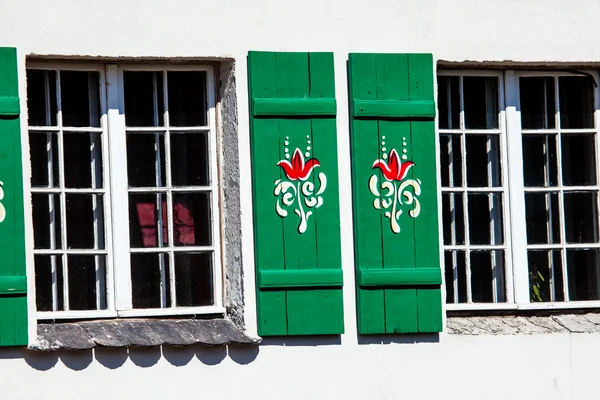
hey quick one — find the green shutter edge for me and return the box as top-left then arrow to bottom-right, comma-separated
252,98 -> 337,117
258,269 -> 343,289
358,268 -> 441,287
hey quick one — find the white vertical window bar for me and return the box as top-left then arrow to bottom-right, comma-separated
459,76 -> 473,303
55,71 -> 70,310
554,77 -> 570,301
446,78 -> 459,303
163,71 -> 176,308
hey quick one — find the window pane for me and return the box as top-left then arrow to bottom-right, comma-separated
463,77 -> 498,129
68,255 -> 106,310
26,69 -> 57,126
442,192 -> 465,245
171,132 -> 210,186
65,194 -> 105,249
466,135 -> 501,187
64,132 -> 103,189
124,71 -> 164,127
525,192 -> 560,244
444,250 -> 467,303
559,76 -> 594,129
564,192 -> 598,243
168,71 -> 207,127
174,252 -> 213,306
468,193 -> 504,245
522,135 -> 558,187
60,71 -> 101,128
126,133 -> 166,187
32,193 -> 62,249
470,250 -> 505,303
131,253 -> 170,309
129,193 -> 168,248
561,134 -> 596,186
439,135 -> 462,187
567,249 -> 600,301
437,76 -> 460,129
34,255 -> 64,312
528,250 -> 563,302
172,192 -> 212,247
519,77 -> 555,129
29,132 -> 59,188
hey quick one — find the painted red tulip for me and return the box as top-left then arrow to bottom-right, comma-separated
372,149 -> 414,181
277,148 -> 320,181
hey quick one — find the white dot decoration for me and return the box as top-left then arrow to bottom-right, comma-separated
307,146 -> 311,151
402,137 -> 406,140
305,152 -> 310,157
382,147 -> 387,152
284,148 -> 289,153
403,142 -> 407,146
381,141 -> 385,146
383,154 -> 388,159
306,135 -> 310,139
307,140 -> 311,144
403,148 -> 407,154
286,136 -> 289,140
382,136 -> 386,140
284,141 -> 289,146
285,154 -> 290,159
402,155 -> 408,160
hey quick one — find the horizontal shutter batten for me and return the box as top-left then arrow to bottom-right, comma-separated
252,98 -> 336,117
0,276 -> 27,295
258,269 -> 343,289
358,268 -> 441,287
0,97 -> 19,116
352,99 -> 435,119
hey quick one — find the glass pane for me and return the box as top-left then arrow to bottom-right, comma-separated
174,252 -> 213,307
126,133 -> 166,187
468,193 -> 504,245
463,77 -> 498,129
519,77 -> 555,129
32,193 -> 62,250
528,250 -> 563,302
444,250 -> 467,303
567,249 -> 600,301
60,71 -> 101,128
439,135 -> 462,187
470,250 -> 505,303
64,132 -> 103,188
561,134 -> 596,186
68,255 -> 106,310
525,192 -> 560,244
564,192 -> 598,243
437,76 -> 460,129
466,135 -> 501,187
442,192 -> 465,245
34,255 -> 64,312
26,69 -> 57,126
124,71 -> 164,127
171,132 -> 210,186
559,76 -> 594,129
172,192 -> 212,246
522,135 -> 558,187
168,71 -> 207,127
65,194 -> 105,249
29,132 -> 59,188
131,253 -> 170,309
128,193 -> 168,248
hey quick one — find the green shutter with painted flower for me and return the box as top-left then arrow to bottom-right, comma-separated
248,51 -> 344,336
349,53 -> 442,334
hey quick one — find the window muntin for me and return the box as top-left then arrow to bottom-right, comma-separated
438,73 -> 509,305
27,64 -> 221,319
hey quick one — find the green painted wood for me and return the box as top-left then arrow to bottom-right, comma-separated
248,51 -> 343,336
0,276 -> 27,295
349,53 -> 442,335
358,268 -> 441,286
258,269 -> 343,289
352,100 -> 435,119
0,97 -> 19,115
0,47 -> 28,346
252,98 -> 336,117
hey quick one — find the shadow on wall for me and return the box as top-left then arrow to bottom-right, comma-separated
0,344 -> 260,371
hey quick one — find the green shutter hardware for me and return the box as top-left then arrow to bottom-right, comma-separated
248,51 -> 344,336
0,47 -> 28,346
348,53 -> 442,334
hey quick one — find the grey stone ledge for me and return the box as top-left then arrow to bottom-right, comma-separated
447,313 -> 600,335
30,318 -> 261,351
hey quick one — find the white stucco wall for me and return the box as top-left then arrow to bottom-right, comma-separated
2,0 -> 600,398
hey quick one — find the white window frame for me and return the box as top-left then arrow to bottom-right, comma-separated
439,68 -> 600,311
27,62 -> 225,320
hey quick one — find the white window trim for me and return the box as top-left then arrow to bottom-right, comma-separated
27,62 -> 225,320
439,68 -> 600,311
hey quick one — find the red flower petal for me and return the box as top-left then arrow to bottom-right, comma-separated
388,149 -> 401,178
299,158 -> 320,180
277,160 -> 299,180
291,149 -> 304,174
373,160 -> 395,181
397,161 -> 415,181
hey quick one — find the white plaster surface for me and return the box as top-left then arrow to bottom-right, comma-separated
2,1 -> 600,398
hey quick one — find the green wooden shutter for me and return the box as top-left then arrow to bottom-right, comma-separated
0,48 -> 28,346
248,51 -> 344,336
349,53 -> 442,334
